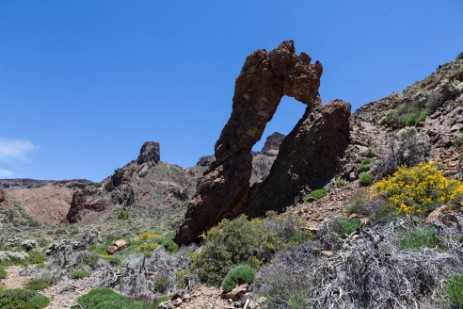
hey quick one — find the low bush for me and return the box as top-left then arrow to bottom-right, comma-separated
345,191 -> 397,225
309,188 -> 327,200
118,210 -> 129,220
372,162 -> 463,214
335,178 -> 348,187
191,213 -> 309,285
25,278 -> 53,291
253,242 -> 315,309
398,226 -> 444,251
445,274 -> 463,308
78,288 -> 158,309
331,217 -> 363,239
70,270 -> 91,280
359,173 -> 373,186
221,264 -> 256,292
0,288 -> 50,309
0,265 -> 6,279
401,110 -> 427,127
456,135 -> 463,147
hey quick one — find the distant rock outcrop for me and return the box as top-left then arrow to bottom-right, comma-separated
137,141 -> 160,165
0,189 -> 5,204
261,132 -> 285,156
175,41 -> 350,245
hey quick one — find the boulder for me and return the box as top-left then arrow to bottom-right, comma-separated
107,239 -> 130,254
425,205 -> 456,227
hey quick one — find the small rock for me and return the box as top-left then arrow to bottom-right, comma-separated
158,301 -> 174,309
173,298 -> 183,307
426,205 -> 454,227
321,250 -> 334,257
225,284 -> 249,301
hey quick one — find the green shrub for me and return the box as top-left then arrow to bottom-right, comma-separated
221,264 -> 256,292
335,178 -> 348,187
156,237 -> 179,254
191,213 -> 309,285
401,111 -> 427,127
456,52 -> 463,61
0,288 -> 50,309
78,288 -> 157,309
456,135 -> 463,147
445,274 -> 463,308
0,265 -> 6,279
331,217 -> 363,239
78,252 -> 99,269
359,173 -> 373,186
357,163 -> 371,172
25,278 -> 52,291
26,251 -> 47,265
71,270 -> 91,280
309,188 -> 327,200
398,226 -> 444,251
361,158 -> 375,165
118,210 -> 129,220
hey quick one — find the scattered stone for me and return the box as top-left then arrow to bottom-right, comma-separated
107,239 -> 129,254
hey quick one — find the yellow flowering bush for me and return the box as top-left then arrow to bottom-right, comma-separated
372,162 -> 463,214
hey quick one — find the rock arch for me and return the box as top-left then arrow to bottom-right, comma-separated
175,41 -> 350,245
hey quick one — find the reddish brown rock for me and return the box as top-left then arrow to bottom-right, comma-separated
261,132 -> 285,156
244,99 -> 351,217
66,189 -> 108,223
175,41 -> 324,245
137,141 -> 160,165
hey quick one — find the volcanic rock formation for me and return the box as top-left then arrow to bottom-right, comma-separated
137,141 -> 160,165
175,41 -> 350,245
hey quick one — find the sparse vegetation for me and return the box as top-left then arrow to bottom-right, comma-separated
358,173 -> 373,186
25,277 -> 53,291
70,270 -> 91,280
77,288 -> 159,309
0,265 -> 6,279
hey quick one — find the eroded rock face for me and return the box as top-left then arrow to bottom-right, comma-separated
66,189 -> 108,223
244,99 -> 351,216
175,41 -> 326,245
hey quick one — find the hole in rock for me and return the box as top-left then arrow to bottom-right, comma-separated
250,96 -> 306,184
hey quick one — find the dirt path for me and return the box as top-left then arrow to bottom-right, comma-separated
2,265 -> 32,289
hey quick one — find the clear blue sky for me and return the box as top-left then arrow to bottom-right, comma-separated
1,1 -> 462,181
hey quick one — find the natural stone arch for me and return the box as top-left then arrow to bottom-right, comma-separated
175,41 -> 326,245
